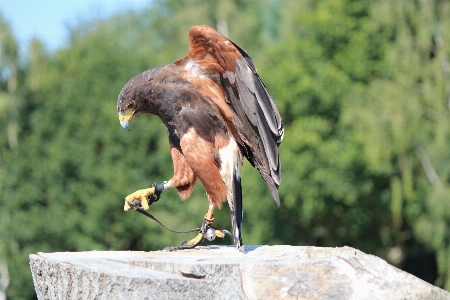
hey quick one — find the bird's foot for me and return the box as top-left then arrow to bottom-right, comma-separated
181,218 -> 231,248
161,217 -> 230,251
123,182 -> 169,211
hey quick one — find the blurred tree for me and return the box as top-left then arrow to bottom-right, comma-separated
255,0 -> 389,252
258,0 -> 450,288
341,0 -> 450,288
0,12 -> 19,300
2,0 -> 450,298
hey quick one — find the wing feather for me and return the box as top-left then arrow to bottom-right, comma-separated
235,61 -> 283,143
185,25 -> 283,205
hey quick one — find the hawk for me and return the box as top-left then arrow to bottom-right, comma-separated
117,25 -> 283,250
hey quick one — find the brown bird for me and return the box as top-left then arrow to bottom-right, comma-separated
117,25 -> 283,250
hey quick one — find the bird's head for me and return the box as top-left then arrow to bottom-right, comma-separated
117,100 -> 136,131
117,75 -> 143,131
116,68 -> 162,130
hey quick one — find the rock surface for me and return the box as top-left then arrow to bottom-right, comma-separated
29,245 -> 450,300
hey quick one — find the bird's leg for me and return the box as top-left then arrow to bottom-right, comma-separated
182,204 -> 231,247
205,203 -> 215,223
203,205 -> 232,239
124,181 -> 170,211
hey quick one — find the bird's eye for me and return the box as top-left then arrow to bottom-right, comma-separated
126,101 -> 136,109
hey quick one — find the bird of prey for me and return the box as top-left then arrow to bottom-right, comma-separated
117,25 -> 283,250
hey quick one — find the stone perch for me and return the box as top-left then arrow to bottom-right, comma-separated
29,245 -> 450,299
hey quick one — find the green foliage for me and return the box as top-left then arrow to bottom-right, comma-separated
0,12 -> 19,300
1,0 -> 450,298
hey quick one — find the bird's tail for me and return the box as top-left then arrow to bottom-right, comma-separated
231,167 -> 243,250
220,138 -> 243,250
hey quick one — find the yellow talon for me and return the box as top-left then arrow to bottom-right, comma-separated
123,201 -> 132,211
183,233 -> 203,246
123,187 -> 155,211
214,230 -> 226,238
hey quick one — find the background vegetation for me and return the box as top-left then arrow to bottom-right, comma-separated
1,0 -> 450,298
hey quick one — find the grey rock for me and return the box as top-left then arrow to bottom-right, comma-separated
29,245 -> 450,300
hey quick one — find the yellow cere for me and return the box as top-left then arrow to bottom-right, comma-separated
118,108 -> 135,121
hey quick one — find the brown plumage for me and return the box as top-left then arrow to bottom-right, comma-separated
117,25 -> 283,250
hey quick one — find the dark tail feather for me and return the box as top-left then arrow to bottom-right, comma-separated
232,169 -> 243,250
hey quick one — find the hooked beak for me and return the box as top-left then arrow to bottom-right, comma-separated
120,119 -> 130,130
118,109 -> 135,131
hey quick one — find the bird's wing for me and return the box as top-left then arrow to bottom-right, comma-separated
180,25 -> 284,205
